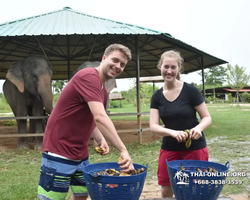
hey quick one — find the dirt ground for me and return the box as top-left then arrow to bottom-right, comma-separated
140,180 -> 250,200
0,120 -> 161,150
0,121 -> 249,200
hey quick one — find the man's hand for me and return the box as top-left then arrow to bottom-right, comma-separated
93,139 -> 109,155
117,151 -> 134,173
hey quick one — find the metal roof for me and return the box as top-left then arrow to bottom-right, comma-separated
109,93 -> 125,100
204,87 -> 250,93
0,7 -> 162,36
0,7 -> 228,80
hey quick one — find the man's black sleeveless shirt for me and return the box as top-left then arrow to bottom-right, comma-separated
150,82 -> 207,151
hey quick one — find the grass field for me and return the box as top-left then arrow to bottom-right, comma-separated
0,103 -> 249,199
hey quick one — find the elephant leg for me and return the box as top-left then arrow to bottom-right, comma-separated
17,119 -> 29,149
28,105 -> 36,147
16,100 -> 29,149
27,119 -> 36,149
3,81 -> 29,148
33,119 -> 44,150
32,102 -> 45,150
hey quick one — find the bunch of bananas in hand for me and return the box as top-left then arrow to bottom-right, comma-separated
185,129 -> 192,148
95,147 -> 106,154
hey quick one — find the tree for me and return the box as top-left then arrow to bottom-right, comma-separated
204,66 -> 227,86
52,80 -> 68,94
198,66 -> 227,101
226,64 -> 250,104
198,66 -> 227,86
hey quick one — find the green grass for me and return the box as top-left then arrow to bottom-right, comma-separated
205,104 -> 250,196
0,103 -> 250,199
108,103 -> 150,112
108,103 -> 150,121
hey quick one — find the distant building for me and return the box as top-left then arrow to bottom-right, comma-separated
203,86 -> 250,101
109,93 -> 125,108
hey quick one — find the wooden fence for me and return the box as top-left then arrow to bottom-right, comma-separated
0,112 -> 151,143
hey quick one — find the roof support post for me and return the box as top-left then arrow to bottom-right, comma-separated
67,35 -> 70,80
201,55 -> 206,99
135,36 -> 142,144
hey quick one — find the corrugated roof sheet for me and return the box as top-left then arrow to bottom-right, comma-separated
0,7 -> 228,80
224,88 -> 250,92
109,93 -> 125,100
203,86 -> 250,93
0,7 -> 164,36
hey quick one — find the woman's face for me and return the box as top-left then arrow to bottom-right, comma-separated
160,57 -> 179,82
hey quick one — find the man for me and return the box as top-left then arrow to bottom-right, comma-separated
38,44 -> 134,200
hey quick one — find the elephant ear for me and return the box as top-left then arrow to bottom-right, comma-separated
6,61 -> 24,93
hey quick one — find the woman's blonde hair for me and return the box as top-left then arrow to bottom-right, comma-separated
157,50 -> 184,80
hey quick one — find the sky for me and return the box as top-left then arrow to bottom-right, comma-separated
0,0 -> 250,93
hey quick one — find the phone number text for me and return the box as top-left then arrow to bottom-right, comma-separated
194,179 -> 243,185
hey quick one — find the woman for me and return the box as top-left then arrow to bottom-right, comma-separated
150,50 -> 212,197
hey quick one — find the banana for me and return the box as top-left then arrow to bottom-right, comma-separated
208,166 -> 217,172
133,168 -> 146,174
180,164 -> 187,170
185,129 -> 192,148
118,156 -> 123,162
197,167 -> 203,172
97,167 -> 146,176
120,172 -> 131,176
105,169 -> 120,176
95,147 -> 106,153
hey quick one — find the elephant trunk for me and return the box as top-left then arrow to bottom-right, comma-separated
38,75 -> 53,114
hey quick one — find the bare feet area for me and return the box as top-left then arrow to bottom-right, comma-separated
0,120 -> 249,200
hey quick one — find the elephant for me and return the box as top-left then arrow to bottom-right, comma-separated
3,56 -> 53,149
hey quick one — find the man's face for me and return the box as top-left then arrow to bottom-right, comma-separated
102,50 -> 128,79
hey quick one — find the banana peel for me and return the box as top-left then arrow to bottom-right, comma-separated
117,156 -> 146,176
185,129 -> 192,148
180,163 -> 187,170
120,172 -> 131,176
118,156 -> 123,162
117,156 -> 131,176
96,156 -> 146,177
95,147 -> 106,154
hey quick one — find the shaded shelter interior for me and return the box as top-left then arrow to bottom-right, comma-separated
0,7 -> 228,144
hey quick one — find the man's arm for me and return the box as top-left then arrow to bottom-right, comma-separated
91,127 -> 110,155
88,101 -> 134,171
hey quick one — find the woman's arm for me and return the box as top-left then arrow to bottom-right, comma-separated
150,108 -> 187,142
190,102 -> 212,140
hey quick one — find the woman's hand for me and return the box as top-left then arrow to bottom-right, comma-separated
170,130 -> 188,142
189,127 -> 202,140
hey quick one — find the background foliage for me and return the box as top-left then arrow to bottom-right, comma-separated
0,104 -> 249,199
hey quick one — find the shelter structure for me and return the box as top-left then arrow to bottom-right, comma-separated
0,7 -> 228,144
204,86 -> 250,94
140,76 -> 164,92
109,93 -> 125,108
203,86 -> 250,102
